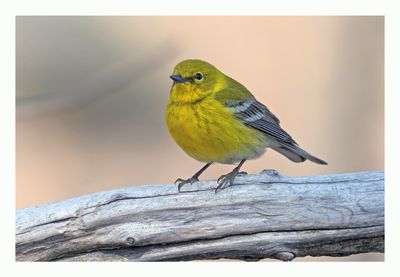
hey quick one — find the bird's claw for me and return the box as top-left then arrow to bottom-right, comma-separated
175,177 -> 199,192
174,178 -> 185,184
215,172 -> 237,194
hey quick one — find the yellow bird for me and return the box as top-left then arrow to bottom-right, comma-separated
166,59 -> 327,193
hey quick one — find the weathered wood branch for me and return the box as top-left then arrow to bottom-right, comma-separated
16,170 -> 384,262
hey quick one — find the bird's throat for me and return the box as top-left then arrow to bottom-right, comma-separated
170,84 -> 210,104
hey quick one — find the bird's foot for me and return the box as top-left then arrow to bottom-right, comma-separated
175,177 -> 199,192
215,170 -> 240,194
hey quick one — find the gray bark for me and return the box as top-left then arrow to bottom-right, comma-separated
16,170 -> 384,262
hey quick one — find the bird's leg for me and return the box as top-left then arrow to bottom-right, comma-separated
175,163 -> 213,192
215,159 -> 246,193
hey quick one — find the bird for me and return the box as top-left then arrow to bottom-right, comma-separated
165,59 -> 327,193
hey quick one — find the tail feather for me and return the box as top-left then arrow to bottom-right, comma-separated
272,143 -> 327,165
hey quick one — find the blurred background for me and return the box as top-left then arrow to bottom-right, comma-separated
16,16 -> 383,260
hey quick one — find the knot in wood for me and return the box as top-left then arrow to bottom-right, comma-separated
260,169 -> 280,177
126,237 -> 135,245
274,251 -> 295,261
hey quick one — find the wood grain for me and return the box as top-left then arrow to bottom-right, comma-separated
16,170 -> 384,261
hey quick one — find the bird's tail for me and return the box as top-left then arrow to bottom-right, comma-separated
272,143 -> 327,165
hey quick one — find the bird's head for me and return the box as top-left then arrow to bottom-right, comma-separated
169,59 -> 225,103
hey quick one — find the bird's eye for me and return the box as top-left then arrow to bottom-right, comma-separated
194,72 -> 203,80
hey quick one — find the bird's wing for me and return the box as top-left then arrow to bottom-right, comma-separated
215,87 -> 297,145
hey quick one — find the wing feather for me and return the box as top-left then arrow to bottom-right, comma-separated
215,86 -> 297,144
213,80 -> 327,165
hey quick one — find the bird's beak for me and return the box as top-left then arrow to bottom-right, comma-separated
170,74 -> 188,83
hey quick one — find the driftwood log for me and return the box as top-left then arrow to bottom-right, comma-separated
16,170 -> 384,261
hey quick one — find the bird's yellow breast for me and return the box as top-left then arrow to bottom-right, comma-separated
166,96 -> 267,164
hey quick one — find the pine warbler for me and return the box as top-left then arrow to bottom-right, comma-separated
166,59 -> 327,193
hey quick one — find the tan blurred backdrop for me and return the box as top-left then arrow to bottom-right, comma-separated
16,16 -> 384,260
